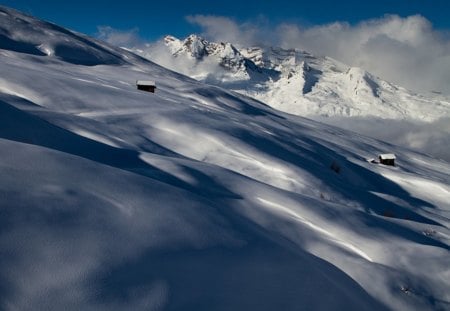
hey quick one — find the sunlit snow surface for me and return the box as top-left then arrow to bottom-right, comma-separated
0,6 -> 449,311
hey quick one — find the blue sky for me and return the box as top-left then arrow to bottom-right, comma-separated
2,0 -> 450,40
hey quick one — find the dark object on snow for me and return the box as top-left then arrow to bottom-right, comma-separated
136,80 -> 156,93
379,153 -> 396,166
330,161 -> 341,174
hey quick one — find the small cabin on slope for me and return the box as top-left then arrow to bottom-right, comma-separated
379,153 -> 396,166
136,80 -> 156,93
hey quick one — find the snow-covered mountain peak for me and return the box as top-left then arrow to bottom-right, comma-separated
343,67 -> 381,97
180,34 -> 208,59
163,34 -> 178,46
166,34 -> 242,62
164,34 -> 248,73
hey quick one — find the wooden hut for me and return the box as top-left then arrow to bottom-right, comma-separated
136,80 -> 156,93
379,153 -> 396,166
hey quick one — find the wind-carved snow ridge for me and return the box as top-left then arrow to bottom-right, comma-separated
257,198 -> 373,262
0,6 -> 148,66
1,5 -> 450,311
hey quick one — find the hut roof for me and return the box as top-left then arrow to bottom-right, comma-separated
136,80 -> 155,86
379,153 -> 396,160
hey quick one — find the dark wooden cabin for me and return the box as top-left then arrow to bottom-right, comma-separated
379,153 -> 396,166
136,80 -> 156,93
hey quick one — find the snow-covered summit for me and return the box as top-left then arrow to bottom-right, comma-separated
165,34 -> 249,73
1,6 -> 449,311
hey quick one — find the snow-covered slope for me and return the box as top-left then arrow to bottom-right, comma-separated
140,34 -> 450,121
1,6 -> 450,311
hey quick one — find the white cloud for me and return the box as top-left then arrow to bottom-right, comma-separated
314,116 -> 450,162
282,15 -> 450,95
137,42 -> 227,79
185,15 -> 260,47
96,26 -> 142,47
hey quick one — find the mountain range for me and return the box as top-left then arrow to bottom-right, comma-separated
136,34 -> 450,121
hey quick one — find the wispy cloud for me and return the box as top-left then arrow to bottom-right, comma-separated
96,26 -> 142,47
185,15 -> 260,47
276,15 -> 450,95
315,116 -> 450,162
